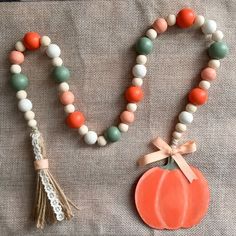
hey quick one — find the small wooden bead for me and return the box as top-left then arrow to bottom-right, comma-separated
9,51 -> 24,64
146,29 -> 157,40
201,20 -> 217,34
16,90 -> 27,100
24,111 -> 35,120
171,138 -> 179,146
118,123 -> 129,133
132,64 -> 147,78
208,59 -> 220,69
175,123 -> 187,133
132,78 -> 143,87
58,82 -> 69,92
46,44 -> 61,58
199,80 -> 211,90
193,15 -> 205,28
40,36 -> 51,47
18,98 -> 32,112
23,32 -> 41,50
52,57 -> 63,67
10,64 -> 21,74
176,8 -> 196,28
127,103 -> 137,112
179,111 -> 193,124
59,91 -> 75,105
152,18 -> 168,33
166,14 -> 176,26
97,136 -> 107,146
78,125 -> 89,136
28,119 -> 37,128
125,86 -> 143,103
201,67 -> 216,81
64,104 -> 75,113
136,55 -> 147,65
66,111 -> 85,128
15,41 -> 26,52
186,103 -> 197,113
189,88 -> 208,105
120,111 -> 135,124
172,131 -> 182,139
212,30 -> 224,42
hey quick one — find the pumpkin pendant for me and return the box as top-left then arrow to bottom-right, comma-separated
135,165 -> 210,229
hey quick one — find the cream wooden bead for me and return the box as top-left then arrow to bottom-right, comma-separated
201,19 -> 217,35
132,64 -> 147,78
46,44 -> 61,58
175,123 -> 187,133
28,119 -> 37,128
136,55 -> 147,65
97,136 -> 107,146
179,111 -> 193,124
64,104 -> 75,113
208,59 -> 220,69
78,125 -> 89,136
171,138 -> 179,146
18,99 -> 33,112
84,131 -> 98,145
132,78 -> 143,87
40,36 -> 51,47
186,103 -> 197,113
118,123 -> 129,133
127,103 -> 137,112
24,111 -> 35,121
193,15 -> 205,28
16,90 -> 27,100
10,64 -> 21,74
52,57 -> 63,67
166,14 -> 176,26
146,29 -> 157,40
199,80 -> 211,90
15,41 -> 26,52
172,131 -> 182,139
58,82 -> 69,92
212,30 -> 224,42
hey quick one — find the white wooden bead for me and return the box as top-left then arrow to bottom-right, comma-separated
64,104 -> 75,113
172,131 -> 182,139
186,103 -> 197,113
171,138 -> 179,146
118,123 -> 129,133
46,44 -> 61,58
58,82 -> 69,92
132,78 -> 143,87
146,29 -> 157,40
201,20 -> 217,35
40,36 -> 51,47
52,57 -> 63,67
18,99 -> 33,112
97,136 -> 107,146
199,80 -> 211,90
10,64 -> 21,74
16,90 -> 27,100
24,111 -> 35,121
208,59 -> 220,69
179,111 -> 193,124
175,123 -> 187,133
78,125 -> 89,136
193,15 -> 205,28
28,119 -> 37,128
212,30 -> 224,42
15,41 -> 26,52
127,103 -> 137,112
132,64 -> 147,78
166,14 -> 176,26
136,55 -> 147,65
84,131 -> 98,145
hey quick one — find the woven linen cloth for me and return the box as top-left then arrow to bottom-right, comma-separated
0,1 -> 235,235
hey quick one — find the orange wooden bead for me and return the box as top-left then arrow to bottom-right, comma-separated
66,111 -> 85,128
9,51 -> 24,64
176,8 -> 196,28
23,32 -> 41,50
59,91 -> 75,105
125,86 -> 143,103
188,88 -> 208,105
120,111 -> 135,124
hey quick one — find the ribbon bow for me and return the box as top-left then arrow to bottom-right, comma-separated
138,137 -> 198,183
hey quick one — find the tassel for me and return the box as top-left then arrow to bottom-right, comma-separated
30,129 -> 79,229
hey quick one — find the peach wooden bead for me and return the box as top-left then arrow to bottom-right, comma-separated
152,18 -> 168,33
59,91 -> 75,105
9,51 -> 24,64
201,67 -> 216,81
120,111 -> 135,124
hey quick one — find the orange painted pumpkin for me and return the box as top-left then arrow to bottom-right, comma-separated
135,166 -> 210,229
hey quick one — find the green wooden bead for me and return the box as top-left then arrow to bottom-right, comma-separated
10,73 -> 29,91
105,126 -> 121,142
208,42 -> 229,59
52,66 -> 70,83
136,37 -> 153,55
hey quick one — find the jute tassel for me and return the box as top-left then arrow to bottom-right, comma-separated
30,129 -> 79,229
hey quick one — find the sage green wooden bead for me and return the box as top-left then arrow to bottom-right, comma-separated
52,66 -> 70,83
105,126 -> 121,142
10,73 -> 29,91
136,37 -> 153,55
208,42 -> 229,59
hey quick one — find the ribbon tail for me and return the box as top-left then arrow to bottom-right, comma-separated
138,150 -> 169,166
172,153 -> 198,183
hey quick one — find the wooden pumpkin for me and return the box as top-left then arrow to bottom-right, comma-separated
135,166 -> 210,229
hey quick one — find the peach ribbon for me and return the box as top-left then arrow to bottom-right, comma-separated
138,137 -> 198,183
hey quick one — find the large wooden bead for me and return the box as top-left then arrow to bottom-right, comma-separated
176,8 -> 196,28
188,88 -> 208,105
23,32 -> 41,50
10,73 -> 29,91
125,86 -> 143,103
105,126 -> 121,142
66,111 -> 85,128
208,42 -> 229,59
136,37 -> 153,55
52,66 -> 70,83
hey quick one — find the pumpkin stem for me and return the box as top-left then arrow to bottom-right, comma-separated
163,157 -> 178,170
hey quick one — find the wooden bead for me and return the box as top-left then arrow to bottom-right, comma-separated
188,88 -> 208,105
175,123 -> 187,133
118,123 -> 129,132
172,131 -> 182,139
176,8 -> 196,28
18,98 -> 33,112
127,103 -> 137,112
10,64 -> 21,74
40,36 -> 51,47
105,126 -> 121,142
212,30 -> 224,42
193,15 -> 205,28
10,73 -> 29,91
15,41 -> 26,52
59,91 -> 75,105
132,64 -> 147,78
97,136 -> 107,146
28,119 -> 37,128
132,78 -> 143,87
52,57 -> 63,67
78,125 -> 88,136
146,29 -> 157,40
66,111 -> 85,128
9,51 -> 24,64
58,82 -> 69,92
64,104 -> 75,113
84,131 -> 98,145
199,80 -> 211,90
16,90 -> 27,100
208,42 -> 229,59
46,44 -> 61,58
125,86 -> 143,103
201,20 -> 217,35
208,59 -> 220,69
201,67 -> 216,81
166,14 -> 176,26
179,111 -> 193,124
186,103 -> 197,113
24,111 -> 35,121
136,55 -> 147,65
152,18 -> 168,33
52,66 -> 70,83
23,32 -> 41,50
120,111 -> 135,124
136,37 -> 153,55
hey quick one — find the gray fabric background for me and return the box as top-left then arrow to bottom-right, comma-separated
0,0 -> 235,235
